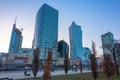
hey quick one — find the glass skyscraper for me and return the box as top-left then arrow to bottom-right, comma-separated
8,21 -> 23,54
69,21 -> 84,60
33,4 -> 58,61
101,32 -> 114,54
58,40 -> 69,58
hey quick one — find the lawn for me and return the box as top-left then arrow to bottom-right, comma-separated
20,72 -> 120,80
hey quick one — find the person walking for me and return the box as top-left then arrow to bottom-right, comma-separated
24,69 -> 27,76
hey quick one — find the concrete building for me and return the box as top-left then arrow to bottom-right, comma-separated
33,4 -> 58,62
101,32 -> 114,54
8,20 -> 23,54
57,40 -> 69,58
69,21 -> 84,60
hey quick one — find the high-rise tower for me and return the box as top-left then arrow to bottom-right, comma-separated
8,19 -> 23,54
101,32 -> 114,54
33,4 -> 58,61
69,21 -> 84,60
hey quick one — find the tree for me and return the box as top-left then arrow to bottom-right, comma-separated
32,48 -> 39,79
103,41 -> 119,76
99,61 -> 102,72
64,55 -> 69,80
90,41 -> 98,80
79,60 -> 83,74
42,49 -> 52,80
102,54 -> 115,80
114,40 -> 120,76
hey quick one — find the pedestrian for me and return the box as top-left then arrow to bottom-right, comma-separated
24,69 -> 27,76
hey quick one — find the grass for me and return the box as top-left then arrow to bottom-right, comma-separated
20,72 -> 120,80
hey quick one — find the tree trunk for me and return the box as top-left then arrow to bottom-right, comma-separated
66,73 -> 67,80
34,76 -> 36,79
94,77 -> 96,80
108,76 -> 111,80
115,63 -> 119,76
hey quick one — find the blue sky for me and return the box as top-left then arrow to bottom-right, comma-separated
0,0 -> 120,56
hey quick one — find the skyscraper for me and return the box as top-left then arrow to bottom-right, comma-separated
8,20 -> 23,54
69,21 -> 84,60
101,32 -> 114,54
33,4 -> 58,61
58,40 -> 69,58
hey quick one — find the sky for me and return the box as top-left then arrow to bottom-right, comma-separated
0,0 -> 120,56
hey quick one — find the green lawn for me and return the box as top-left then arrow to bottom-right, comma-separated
20,73 -> 120,80
20,72 -> 120,80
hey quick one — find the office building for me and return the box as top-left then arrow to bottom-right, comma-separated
8,20 -> 23,54
57,40 -> 69,58
33,4 -> 58,62
83,47 -> 91,59
101,32 -> 114,54
83,47 -> 91,66
69,21 -> 84,60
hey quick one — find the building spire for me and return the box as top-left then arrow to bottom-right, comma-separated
13,16 -> 17,28
71,21 -> 76,26
15,16 -> 17,24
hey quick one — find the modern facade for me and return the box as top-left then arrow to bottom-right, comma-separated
57,40 -> 69,58
8,21 -> 23,54
19,48 -> 33,57
101,32 -> 114,54
69,21 -> 84,60
0,52 -> 8,64
83,47 -> 91,59
83,47 -> 91,66
33,4 -> 58,62
0,52 -> 33,65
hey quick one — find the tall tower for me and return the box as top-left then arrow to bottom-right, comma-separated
101,32 -> 114,54
33,4 -> 58,62
8,19 -> 23,54
69,21 -> 84,60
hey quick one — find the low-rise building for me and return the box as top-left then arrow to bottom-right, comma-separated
0,52 -> 33,65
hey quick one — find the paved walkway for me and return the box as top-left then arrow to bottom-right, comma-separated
0,70 -> 91,79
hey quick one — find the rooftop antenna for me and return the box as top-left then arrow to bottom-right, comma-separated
13,16 -> 17,28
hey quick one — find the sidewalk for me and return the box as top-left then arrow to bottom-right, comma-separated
0,70 -> 91,79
